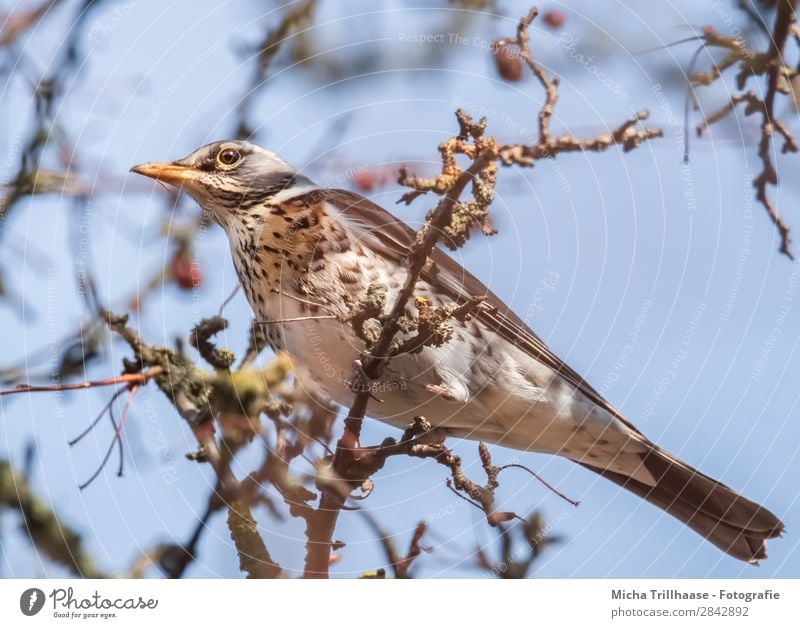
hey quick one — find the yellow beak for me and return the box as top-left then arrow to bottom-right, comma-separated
129,162 -> 196,186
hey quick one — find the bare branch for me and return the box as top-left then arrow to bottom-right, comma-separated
691,0 -> 799,258
303,5 -> 662,578
0,460 -> 103,577
227,498 -> 284,579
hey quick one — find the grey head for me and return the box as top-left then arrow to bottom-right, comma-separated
131,140 -> 315,224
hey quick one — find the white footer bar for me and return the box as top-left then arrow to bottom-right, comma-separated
1,579 -> 797,626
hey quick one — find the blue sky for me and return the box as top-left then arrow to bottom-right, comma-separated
1,0 -> 798,578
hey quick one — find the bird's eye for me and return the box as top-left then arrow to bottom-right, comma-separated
216,148 -> 241,168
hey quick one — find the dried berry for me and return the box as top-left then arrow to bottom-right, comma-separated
492,40 -> 522,82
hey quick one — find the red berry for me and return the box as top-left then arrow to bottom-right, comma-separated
171,254 -> 201,290
492,41 -> 522,82
353,170 -> 377,193
543,10 -> 565,29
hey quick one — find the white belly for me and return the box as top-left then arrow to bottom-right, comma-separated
264,296 -> 557,444
255,292 -> 649,482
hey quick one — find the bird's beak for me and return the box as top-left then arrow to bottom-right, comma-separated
129,162 -> 197,186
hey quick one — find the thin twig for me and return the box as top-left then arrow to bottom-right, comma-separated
499,463 -> 580,507
0,367 -> 163,396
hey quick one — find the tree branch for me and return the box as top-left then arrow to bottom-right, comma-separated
302,4 -> 661,578
0,460 -> 103,577
693,0 -> 798,258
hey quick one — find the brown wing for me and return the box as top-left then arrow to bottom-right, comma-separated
322,188 -> 636,429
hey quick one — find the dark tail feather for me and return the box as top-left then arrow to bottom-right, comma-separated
581,445 -> 784,563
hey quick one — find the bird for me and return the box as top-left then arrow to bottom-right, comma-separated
131,139 -> 784,564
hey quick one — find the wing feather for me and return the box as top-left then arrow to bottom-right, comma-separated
320,188 -> 637,429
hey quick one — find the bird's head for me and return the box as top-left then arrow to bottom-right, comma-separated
131,140 -> 307,223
